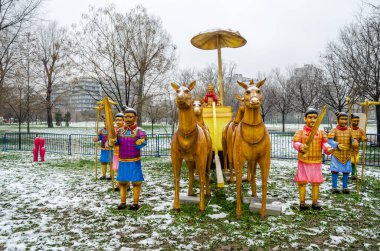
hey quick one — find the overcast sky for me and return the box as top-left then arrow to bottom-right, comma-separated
43,0 -> 368,78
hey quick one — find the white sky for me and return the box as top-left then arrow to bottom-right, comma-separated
43,0 -> 366,78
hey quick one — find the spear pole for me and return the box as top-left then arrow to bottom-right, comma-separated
346,97 -> 358,191
93,105 -> 102,180
358,101 -> 369,192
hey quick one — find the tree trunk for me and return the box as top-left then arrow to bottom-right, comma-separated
18,120 -> 22,150
282,112 -> 286,132
376,104 -> 380,146
46,85 -> 53,128
136,73 -> 144,127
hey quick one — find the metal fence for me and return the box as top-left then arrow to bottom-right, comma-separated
1,132 -> 379,166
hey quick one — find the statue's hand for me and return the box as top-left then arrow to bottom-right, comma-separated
135,138 -> 145,146
363,136 -> 368,142
352,140 -> 359,149
326,147 -> 333,154
300,144 -> 309,153
109,138 -> 116,147
338,144 -> 347,151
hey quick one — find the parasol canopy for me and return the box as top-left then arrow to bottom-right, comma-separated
191,28 -> 247,106
191,28 -> 247,50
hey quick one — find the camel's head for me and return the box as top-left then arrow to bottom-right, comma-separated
193,99 -> 203,117
237,79 -> 266,109
171,81 -> 196,109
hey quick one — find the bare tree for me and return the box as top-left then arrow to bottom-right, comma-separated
35,21 -> 72,127
320,49 -> 357,112
0,0 -> 42,101
127,5 -> 176,126
143,96 -> 165,135
74,5 -> 176,126
257,72 -> 275,122
290,64 -> 324,114
328,5 -> 380,135
73,5 -> 137,110
269,68 -> 295,132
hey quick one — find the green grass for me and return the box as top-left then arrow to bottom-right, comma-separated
1,153 -> 380,250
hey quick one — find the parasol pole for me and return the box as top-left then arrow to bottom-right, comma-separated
217,34 -> 224,106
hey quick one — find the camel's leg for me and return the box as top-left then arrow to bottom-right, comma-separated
172,154 -> 183,212
249,160 -> 258,197
247,162 -> 252,182
227,140 -> 235,183
258,151 -> 270,220
222,133 -> 228,173
197,160 -> 207,213
233,146 -> 244,218
205,151 -> 212,197
185,160 -> 195,196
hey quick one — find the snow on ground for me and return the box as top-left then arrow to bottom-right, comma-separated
0,151 -> 379,250
1,122 -> 378,134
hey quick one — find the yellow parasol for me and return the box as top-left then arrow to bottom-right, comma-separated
191,28 -> 247,106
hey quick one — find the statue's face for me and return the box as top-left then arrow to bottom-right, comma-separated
337,116 -> 348,127
115,117 -> 124,128
243,85 -> 262,108
351,118 -> 360,127
193,100 -> 202,116
124,112 -> 137,127
175,86 -> 192,108
304,113 -> 318,128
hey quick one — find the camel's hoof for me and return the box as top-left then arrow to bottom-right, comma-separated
236,214 -> 242,220
199,209 -> 205,214
205,193 -> 211,199
173,208 -> 181,213
261,215 -> 268,221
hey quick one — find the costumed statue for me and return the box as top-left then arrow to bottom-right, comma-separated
112,112 -> 125,192
203,84 -> 221,106
350,114 -> 367,180
93,117 -> 114,180
110,107 -> 147,210
292,108 -> 331,210
328,112 -> 358,194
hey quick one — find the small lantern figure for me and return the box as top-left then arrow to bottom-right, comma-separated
33,136 -> 45,163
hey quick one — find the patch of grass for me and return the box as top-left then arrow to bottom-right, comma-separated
0,153 -> 20,160
2,151 -> 379,250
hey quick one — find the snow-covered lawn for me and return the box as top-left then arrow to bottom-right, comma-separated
0,151 -> 379,250
1,122 -> 378,134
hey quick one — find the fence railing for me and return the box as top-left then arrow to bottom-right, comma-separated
1,132 -> 379,167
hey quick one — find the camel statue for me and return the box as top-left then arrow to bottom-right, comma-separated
233,79 -> 271,220
222,98 -> 245,182
170,81 -> 209,212
193,100 -> 212,196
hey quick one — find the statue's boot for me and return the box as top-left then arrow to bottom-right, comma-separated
298,182 -> 309,210
130,182 -> 142,210
311,183 -> 322,210
107,163 -> 113,180
117,182 -> 128,210
100,164 -> 107,180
